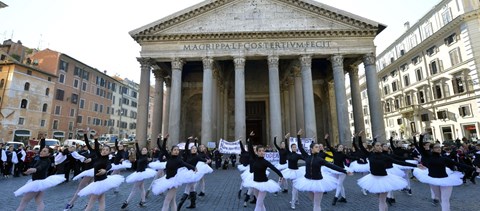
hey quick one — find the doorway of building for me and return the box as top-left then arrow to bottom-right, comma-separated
246,101 -> 266,145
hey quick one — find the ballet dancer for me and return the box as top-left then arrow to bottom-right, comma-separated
349,132 -> 370,195
196,143 -> 212,197
280,133 -> 304,209
146,134 -> 168,198
274,136 -> 289,194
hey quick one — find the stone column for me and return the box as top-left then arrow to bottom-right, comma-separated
349,65 -> 366,141
288,77 -> 297,135
168,58 -> 184,145
282,85 -> 291,135
268,55 -> 283,145
162,79 -> 171,136
300,55 -> 317,139
151,69 -> 164,149
201,57 -> 214,143
234,57 -> 246,141
364,53 -> 386,142
294,66 -> 305,134
331,54 -> 351,145
136,57 -> 152,148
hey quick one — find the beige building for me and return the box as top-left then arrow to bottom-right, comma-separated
110,77 -> 139,139
347,0 -> 480,143
0,51 -> 56,143
130,0 -> 388,147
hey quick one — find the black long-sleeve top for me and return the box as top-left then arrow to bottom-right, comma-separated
159,138 -> 195,179
352,136 -> 368,164
239,141 -> 250,166
413,135 -> 431,165
274,138 -> 288,165
286,137 -> 303,169
389,138 -> 413,161
113,139 -> 126,165
83,135 -> 97,170
368,152 -> 416,176
298,135 -> 346,179
473,150 -> 480,167
32,139 -> 51,181
183,138 -> 206,166
428,152 -> 474,178
91,138 -> 112,182
135,143 -> 148,172
326,138 -> 357,168
246,137 -> 283,181
156,138 -> 167,162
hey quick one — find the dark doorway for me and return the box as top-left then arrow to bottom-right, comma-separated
246,101 -> 266,145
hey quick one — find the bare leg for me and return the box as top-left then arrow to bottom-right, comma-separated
440,186 -> 453,211
378,192 -> 388,211
431,185 -> 441,201
84,195 -> 98,211
139,181 -> 146,202
313,192 -> 324,211
126,182 -> 140,203
335,174 -> 346,198
16,192 -> 36,211
34,191 -> 45,211
148,171 -> 163,191
69,177 -> 93,205
162,188 -> 176,211
98,194 -> 106,211
254,190 -> 267,211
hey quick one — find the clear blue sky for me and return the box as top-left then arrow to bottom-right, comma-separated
0,0 -> 440,83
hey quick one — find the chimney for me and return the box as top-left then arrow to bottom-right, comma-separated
404,21 -> 410,31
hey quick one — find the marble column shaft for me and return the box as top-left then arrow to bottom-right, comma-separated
136,57 -> 152,148
201,57 -> 214,143
268,55 -> 283,144
364,53 -> 386,142
300,55 -> 317,139
168,58 -> 184,144
288,78 -> 297,135
234,57 -> 246,141
294,68 -> 305,134
162,80 -> 171,136
151,70 -> 164,148
331,55 -> 351,145
349,66 -> 366,141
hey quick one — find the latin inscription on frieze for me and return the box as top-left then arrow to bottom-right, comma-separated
183,41 -> 333,51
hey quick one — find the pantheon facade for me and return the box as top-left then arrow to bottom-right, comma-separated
130,0 -> 387,148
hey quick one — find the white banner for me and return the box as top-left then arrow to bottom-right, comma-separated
289,137 -> 314,154
264,152 -> 280,163
218,139 -> 241,154
207,142 -> 216,149
177,142 -> 196,150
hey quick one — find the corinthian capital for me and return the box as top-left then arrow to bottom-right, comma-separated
267,55 -> 279,67
171,58 -> 184,70
137,57 -> 153,69
330,54 -> 344,68
202,57 -> 214,70
300,55 -> 312,69
234,57 -> 246,70
349,65 -> 359,77
363,53 -> 376,66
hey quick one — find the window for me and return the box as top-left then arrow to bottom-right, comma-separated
70,108 -> 75,117
452,75 -> 465,94
74,66 -> 83,76
390,70 -> 398,77
437,110 -> 448,120
400,63 -> 408,71
20,99 -> 28,109
48,77 -> 51,81
426,46 -> 437,56
131,101 -> 137,108
421,113 -> 429,121
445,33 -> 457,45
99,104 -> 103,113
55,89 -> 65,101
77,115 -> 83,124
412,56 -> 421,65
40,120 -> 46,127
54,106 -> 61,115
424,22 -> 433,37
0,79 -> 4,88
363,106 -> 369,115
415,68 -> 423,81
82,82 -> 87,91
385,102 -> 391,113
442,7 -> 452,25
59,60 -> 69,71
429,60 -> 442,75
18,117 -> 25,125
394,98 -> 400,110
27,70 -> 32,75
45,88 -> 49,96
80,99 -> 85,109
69,122 -> 74,131
42,103 -> 48,112
388,119 -> 394,127
24,82 -> 30,91
449,48 -> 462,66
131,91 -> 137,98
73,79 -> 79,88
397,118 -> 403,125
392,81 -> 398,92
459,105 -> 472,117
59,74 -> 65,83
53,120 -> 59,130
94,103 -> 99,112
83,71 -> 89,81
87,117 -> 91,125
406,95 -> 412,106
403,75 -> 410,86
361,91 -> 367,99
71,93 -> 78,104
383,86 -> 390,95
435,85 -> 443,99
419,91 -> 426,104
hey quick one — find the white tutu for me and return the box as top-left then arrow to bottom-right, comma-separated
281,167 -> 306,180
237,164 -> 249,172
386,167 -> 405,177
357,173 -> 407,193
241,170 -> 270,181
175,167 -> 203,184
243,179 -> 281,193
111,160 -> 132,171
77,175 -> 124,196
14,175 -> 66,196
393,160 -> 418,170
321,165 -> 349,176
126,168 -> 157,183
349,161 -> 370,173
196,162 -> 213,175
151,167 -> 195,195
293,175 -> 338,192
73,169 -> 94,181
148,161 -> 167,170
413,168 -> 464,187
274,162 -> 288,171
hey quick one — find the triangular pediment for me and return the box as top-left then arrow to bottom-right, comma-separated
130,0 -> 385,41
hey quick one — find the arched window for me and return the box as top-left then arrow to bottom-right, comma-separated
0,79 -> 4,88
42,103 -> 48,112
45,88 -> 50,96
24,82 -> 30,91
20,99 -> 28,109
